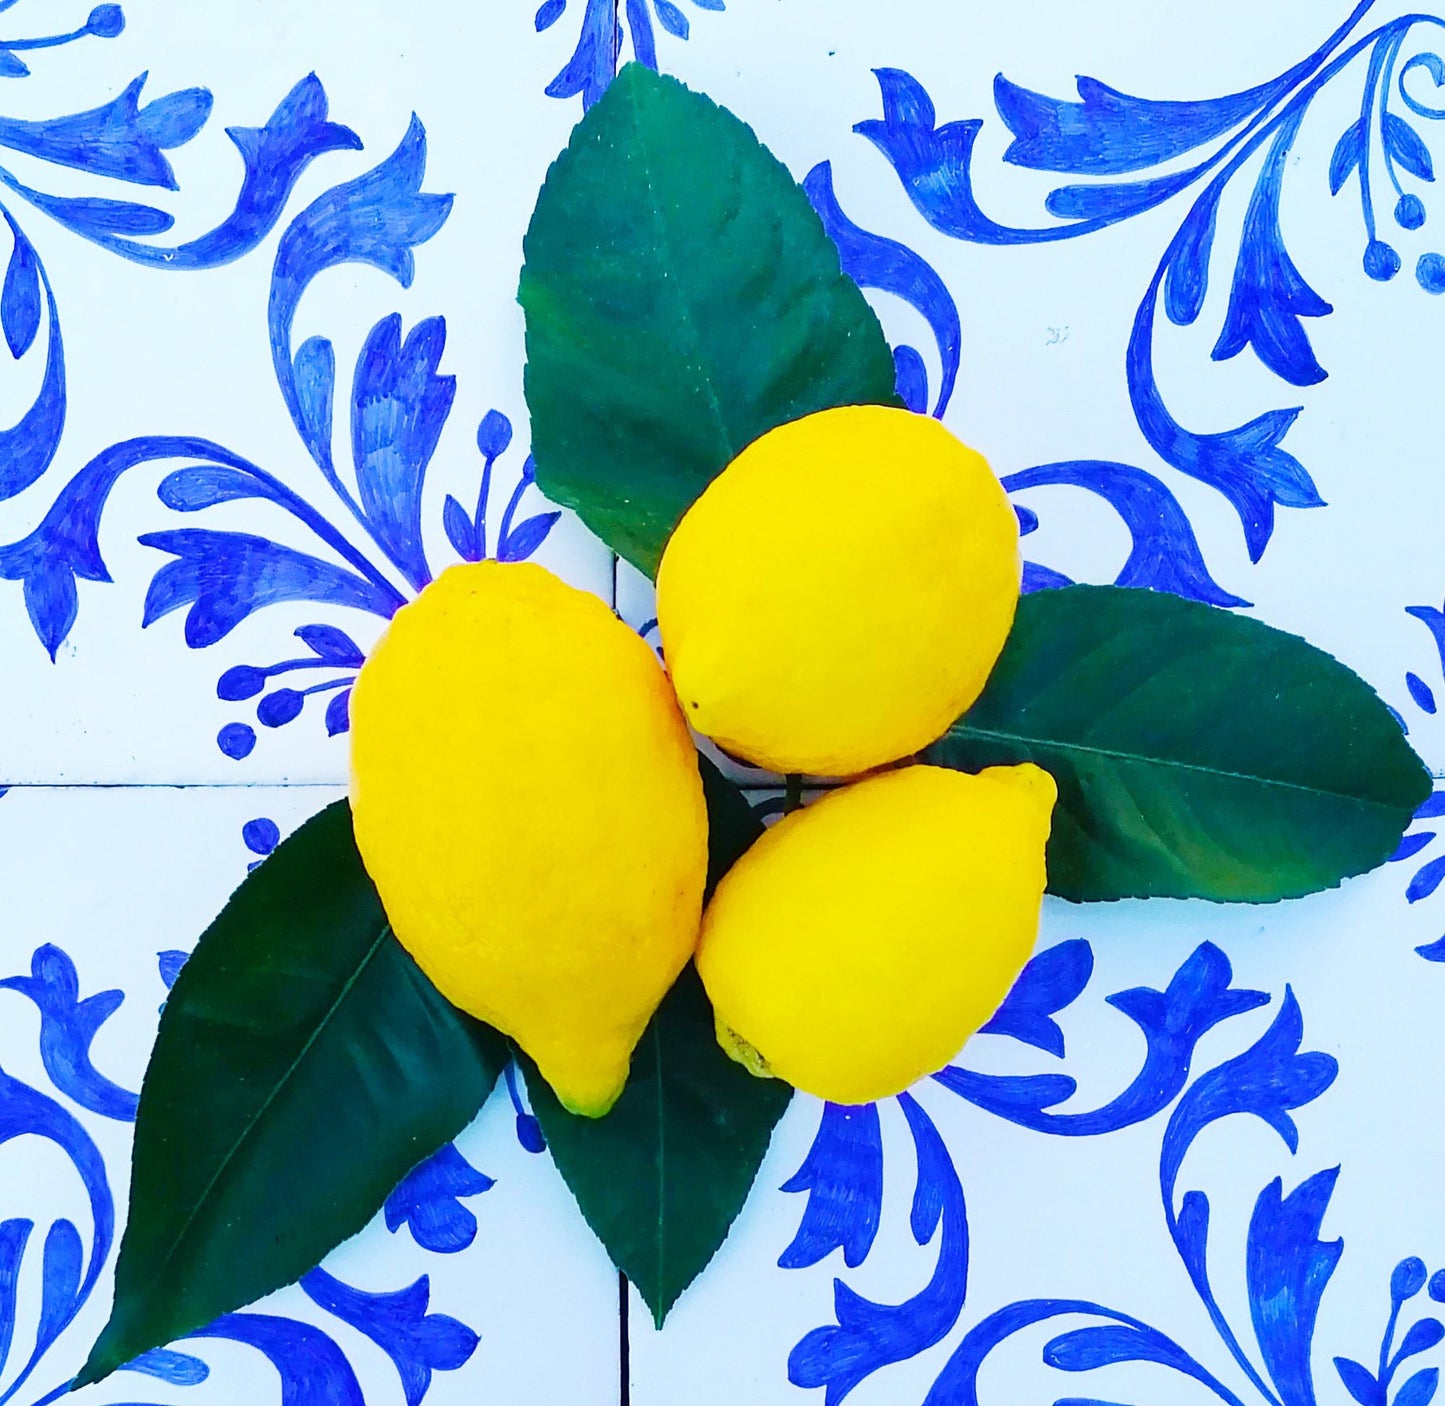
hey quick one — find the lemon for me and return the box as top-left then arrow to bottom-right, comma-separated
695,763 -> 1055,1104
656,405 -> 1021,776
350,561 -> 709,1118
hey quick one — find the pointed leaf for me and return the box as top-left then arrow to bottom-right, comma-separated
523,761 -> 790,1325
75,801 -> 507,1388
926,586 -> 1431,901
520,62 -> 898,577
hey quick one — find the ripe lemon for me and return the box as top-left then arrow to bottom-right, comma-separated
695,763 -> 1056,1104
656,405 -> 1020,776
350,561 -> 709,1118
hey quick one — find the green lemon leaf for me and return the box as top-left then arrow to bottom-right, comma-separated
926,585 -> 1431,902
75,801 -> 507,1389
519,61 -> 900,577
524,760 -> 791,1326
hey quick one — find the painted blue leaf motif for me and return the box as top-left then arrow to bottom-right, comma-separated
1,224 -> 39,358
779,1103 -> 884,1271
0,53 -> 28,80
545,0 -> 619,108
1391,831 -> 1436,862
1043,1320 -> 1213,1373
993,71 -> 1289,176
139,529 -> 398,647
978,938 -> 1093,1057
325,688 -> 351,737
0,1219 -> 31,1380
0,74 -> 212,189
258,688 -> 305,727
1246,1170 -> 1343,1406
157,950 -> 188,990
1407,605 -> 1445,679
1212,117 -> 1332,387
0,944 -> 137,1120
0,245 -> 63,503
1045,167 -> 1202,223
1384,113 -> 1435,182
654,0 -> 689,40
804,161 -> 962,416
383,1143 -> 496,1256
1398,1368 -> 1441,1406
1416,936 -> 1445,962
498,512 -> 561,563
1416,793 -> 1445,820
351,313 -> 455,590
940,942 -> 1268,1136
16,190 -> 174,238
1163,182 -> 1222,326
122,1346 -> 210,1385
190,1313 -> 363,1406
1407,854 -> 1445,903
36,1218 -> 83,1359
535,0 -> 566,31
271,116 -> 452,483
789,1097 -> 967,1406
624,0 -> 660,69
1002,461 -> 1249,607
1330,120 -> 1367,195
301,1269 -> 479,1406
291,335 -> 336,471
295,622 -> 365,667
1407,672 -> 1437,713
1336,1357 -> 1386,1406
443,494 -> 478,562
893,345 -> 928,414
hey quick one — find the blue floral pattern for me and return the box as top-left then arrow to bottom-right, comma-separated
0,1 -> 1441,1401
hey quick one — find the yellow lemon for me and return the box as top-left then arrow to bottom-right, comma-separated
656,405 -> 1021,776
696,763 -> 1055,1104
350,561 -> 708,1118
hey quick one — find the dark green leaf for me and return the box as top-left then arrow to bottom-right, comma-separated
520,61 -> 900,577
926,585 -> 1431,902
524,763 -> 790,1326
76,801 -> 507,1389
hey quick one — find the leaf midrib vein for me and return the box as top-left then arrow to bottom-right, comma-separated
951,722 -> 1405,809
141,923 -> 394,1295
628,84 -> 735,476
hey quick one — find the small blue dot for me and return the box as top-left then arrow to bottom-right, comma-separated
242,818 -> 282,856
1365,239 -> 1402,281
218,723 -> 256,759
1418,252 -> 1445,294
1397,194 -> 1428,230
86,4 -> 125,37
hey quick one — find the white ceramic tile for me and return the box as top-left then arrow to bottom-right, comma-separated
0,785 -> 619,1405
0,0 -> 612,784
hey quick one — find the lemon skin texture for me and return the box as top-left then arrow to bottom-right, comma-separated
350,561 -> 709,1119
655,405 -> 1021,777
695,763 -> 1056,1104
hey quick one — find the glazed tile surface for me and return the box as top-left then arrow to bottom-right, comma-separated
2,2 -> 1444,1403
